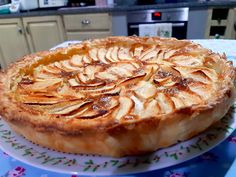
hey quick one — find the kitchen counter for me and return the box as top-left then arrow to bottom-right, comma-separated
0,1 -> 236,18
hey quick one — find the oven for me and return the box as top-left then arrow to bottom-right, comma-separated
127,7 -> 189,39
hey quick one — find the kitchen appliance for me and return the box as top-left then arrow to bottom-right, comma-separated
0,0 -> 9,5
13,0 -> 38,10
0,4 -> 10,14
67,0 -> 95,7
9,1 -> 20,13
39,0 -> 68,8
127,7 -> 189,39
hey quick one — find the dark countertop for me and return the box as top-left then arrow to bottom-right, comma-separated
1,1 -> 236,18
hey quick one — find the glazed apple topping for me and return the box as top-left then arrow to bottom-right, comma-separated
13,37 -> 224,121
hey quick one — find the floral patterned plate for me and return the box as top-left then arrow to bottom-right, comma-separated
0,104 -> 235,176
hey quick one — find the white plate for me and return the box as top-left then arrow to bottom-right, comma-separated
0,104 -> 235,176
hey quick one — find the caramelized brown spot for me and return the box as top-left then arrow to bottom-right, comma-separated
156,71 -> 172,79
163,88 -> 179,96
226,89 -> 232,98
175,78 -> 193,89
79,110 -> 108,119
176,107 -> 194,115
60,71 -> 74,77
19,78 -> 34,85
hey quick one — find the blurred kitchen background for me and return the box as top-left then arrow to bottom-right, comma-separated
0,0 -> 236,68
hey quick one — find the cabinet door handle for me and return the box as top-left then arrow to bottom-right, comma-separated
81,19 -> 91,25
17,26 -> 23,34
234,21 -> 236,31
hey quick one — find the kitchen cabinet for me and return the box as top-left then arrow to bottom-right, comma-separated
205,8 -> 235,39
63,13 -> 112,41
0,16 -> 66,69
23,16 -> 65,52
67,31 -> 111,41
0,18 -> 29,69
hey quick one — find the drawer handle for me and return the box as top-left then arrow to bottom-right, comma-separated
81,19 -> 91,25
17,26 -> 23,34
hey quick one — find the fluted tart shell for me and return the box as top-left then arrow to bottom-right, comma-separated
0,36 -> 235,157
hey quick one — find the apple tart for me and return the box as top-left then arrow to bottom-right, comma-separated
0,36 -> 235,157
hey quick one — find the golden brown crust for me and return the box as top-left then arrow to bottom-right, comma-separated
0,36 -> 235,157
